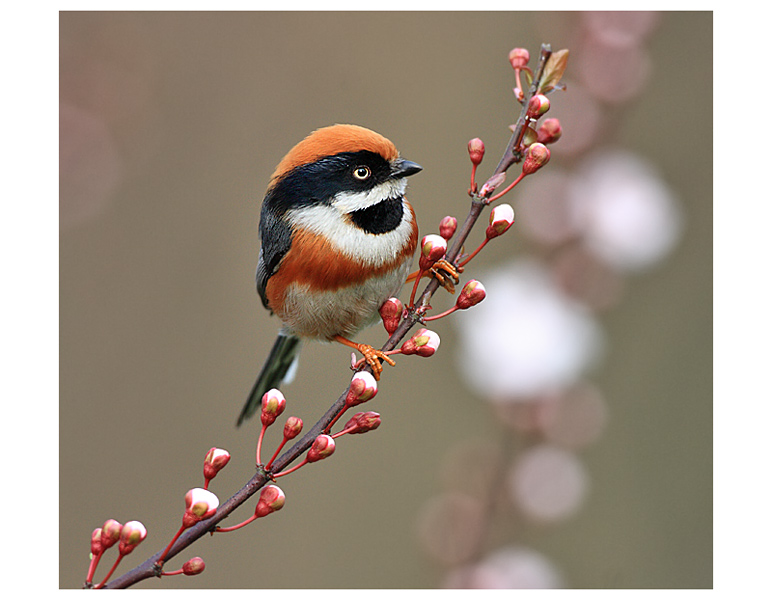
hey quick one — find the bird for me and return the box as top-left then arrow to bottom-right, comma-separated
237,124 -> 422,426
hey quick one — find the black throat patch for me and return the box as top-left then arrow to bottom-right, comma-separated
348,197 -> 405,235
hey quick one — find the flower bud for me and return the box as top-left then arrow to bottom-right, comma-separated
439,216 -> 457,240
99,519 -> 123,551
509,47 -> 530,69
344,411 -> 382,434
379,297 -> 403,335
307,434 -> 336,463
283,416 -> 303,440
537,118 -> 562,144
203,447 -> 231,482
260,388 -> 286,427
486,204 -> 515,239
467,138 -> 485,166
456,280 -> 487,309
90,528 -> 103,556
346,371 -> 378,407
522,143 -> 551,175
182,556 -> 206,576
183,488 -> 220,528
255,484 -> 286,518
527,94 -> 550,118
118,521 -> 147,556
419,234 -> 447,271
400,328 -> 441,358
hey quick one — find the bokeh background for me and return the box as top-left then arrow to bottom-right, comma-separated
59,11 -> 712,589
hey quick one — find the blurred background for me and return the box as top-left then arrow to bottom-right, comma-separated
59,11 -> 712,589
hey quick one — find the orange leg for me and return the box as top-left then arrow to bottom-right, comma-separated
334,335 -> 396,380
406,259 -> 461,291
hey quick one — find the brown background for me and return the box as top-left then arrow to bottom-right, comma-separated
60,12 -> 712,588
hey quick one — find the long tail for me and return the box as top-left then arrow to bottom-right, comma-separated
237,332 -> 301,426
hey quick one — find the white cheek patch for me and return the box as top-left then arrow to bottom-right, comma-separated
287,197 -> 415,268
330,179 -> 408,213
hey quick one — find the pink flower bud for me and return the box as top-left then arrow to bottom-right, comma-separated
522,143 -> 551,175
203,447 -> 231,482
118,521 -> 147,556
307,434 -> 336,463
344,411 -> 382,434
90,528 -> 103,556
346,371 -> 378,407
467,138 -> 485,166
183,488 -> 219,528
260,388 -> 286,427
439,216 -> 458,240
182,556 -> 206,576
527,94 -> 550,118
509,47 -> 530,69
283,416 -> 303,440
99,519 -> 122,551
379,297 -> 403,335
254,484 -> 286,518
479,172 -> 506,197
537,118 -> 562,144
486,204 -> 515,239
419,234 -> 447,271
401,328 -> 441,357
456,280 -> 487,309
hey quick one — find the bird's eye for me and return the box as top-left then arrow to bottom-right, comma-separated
353,166 -> 371,180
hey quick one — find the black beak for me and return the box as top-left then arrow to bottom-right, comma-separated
391,159 -> 423,179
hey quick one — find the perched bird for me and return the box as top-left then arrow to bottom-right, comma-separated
237,124 -> 422,426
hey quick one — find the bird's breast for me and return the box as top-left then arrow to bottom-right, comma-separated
265,200 -> 418,339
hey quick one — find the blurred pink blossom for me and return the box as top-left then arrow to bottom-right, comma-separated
568,150 -> 682,271
456,260 -> 603,399
444,545 -> 563,589
508,443 -> 589,523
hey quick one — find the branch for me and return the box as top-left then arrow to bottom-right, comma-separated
101,42 -> 557,589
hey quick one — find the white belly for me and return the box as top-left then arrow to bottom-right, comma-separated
280,258 -> 411,340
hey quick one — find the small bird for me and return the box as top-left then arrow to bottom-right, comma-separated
237,124 -> 422,426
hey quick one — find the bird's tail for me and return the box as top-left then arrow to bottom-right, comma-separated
237,332 -> 301,426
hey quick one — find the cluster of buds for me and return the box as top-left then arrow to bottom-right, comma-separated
467,46 -> 564,206
85,519 -> 148,588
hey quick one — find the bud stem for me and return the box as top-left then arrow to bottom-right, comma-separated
457,238 -> 489,268
85,551 -> 103,587
160,568 -> 185,576
255,424 -> 268,466
272,458 -> 309,478
264,439 -> 287,471
156,524 -> 186,567
215,514 -> 258,533
94,555 -> 124,589
422,306 -> 459,322
408,269 -> 424,308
